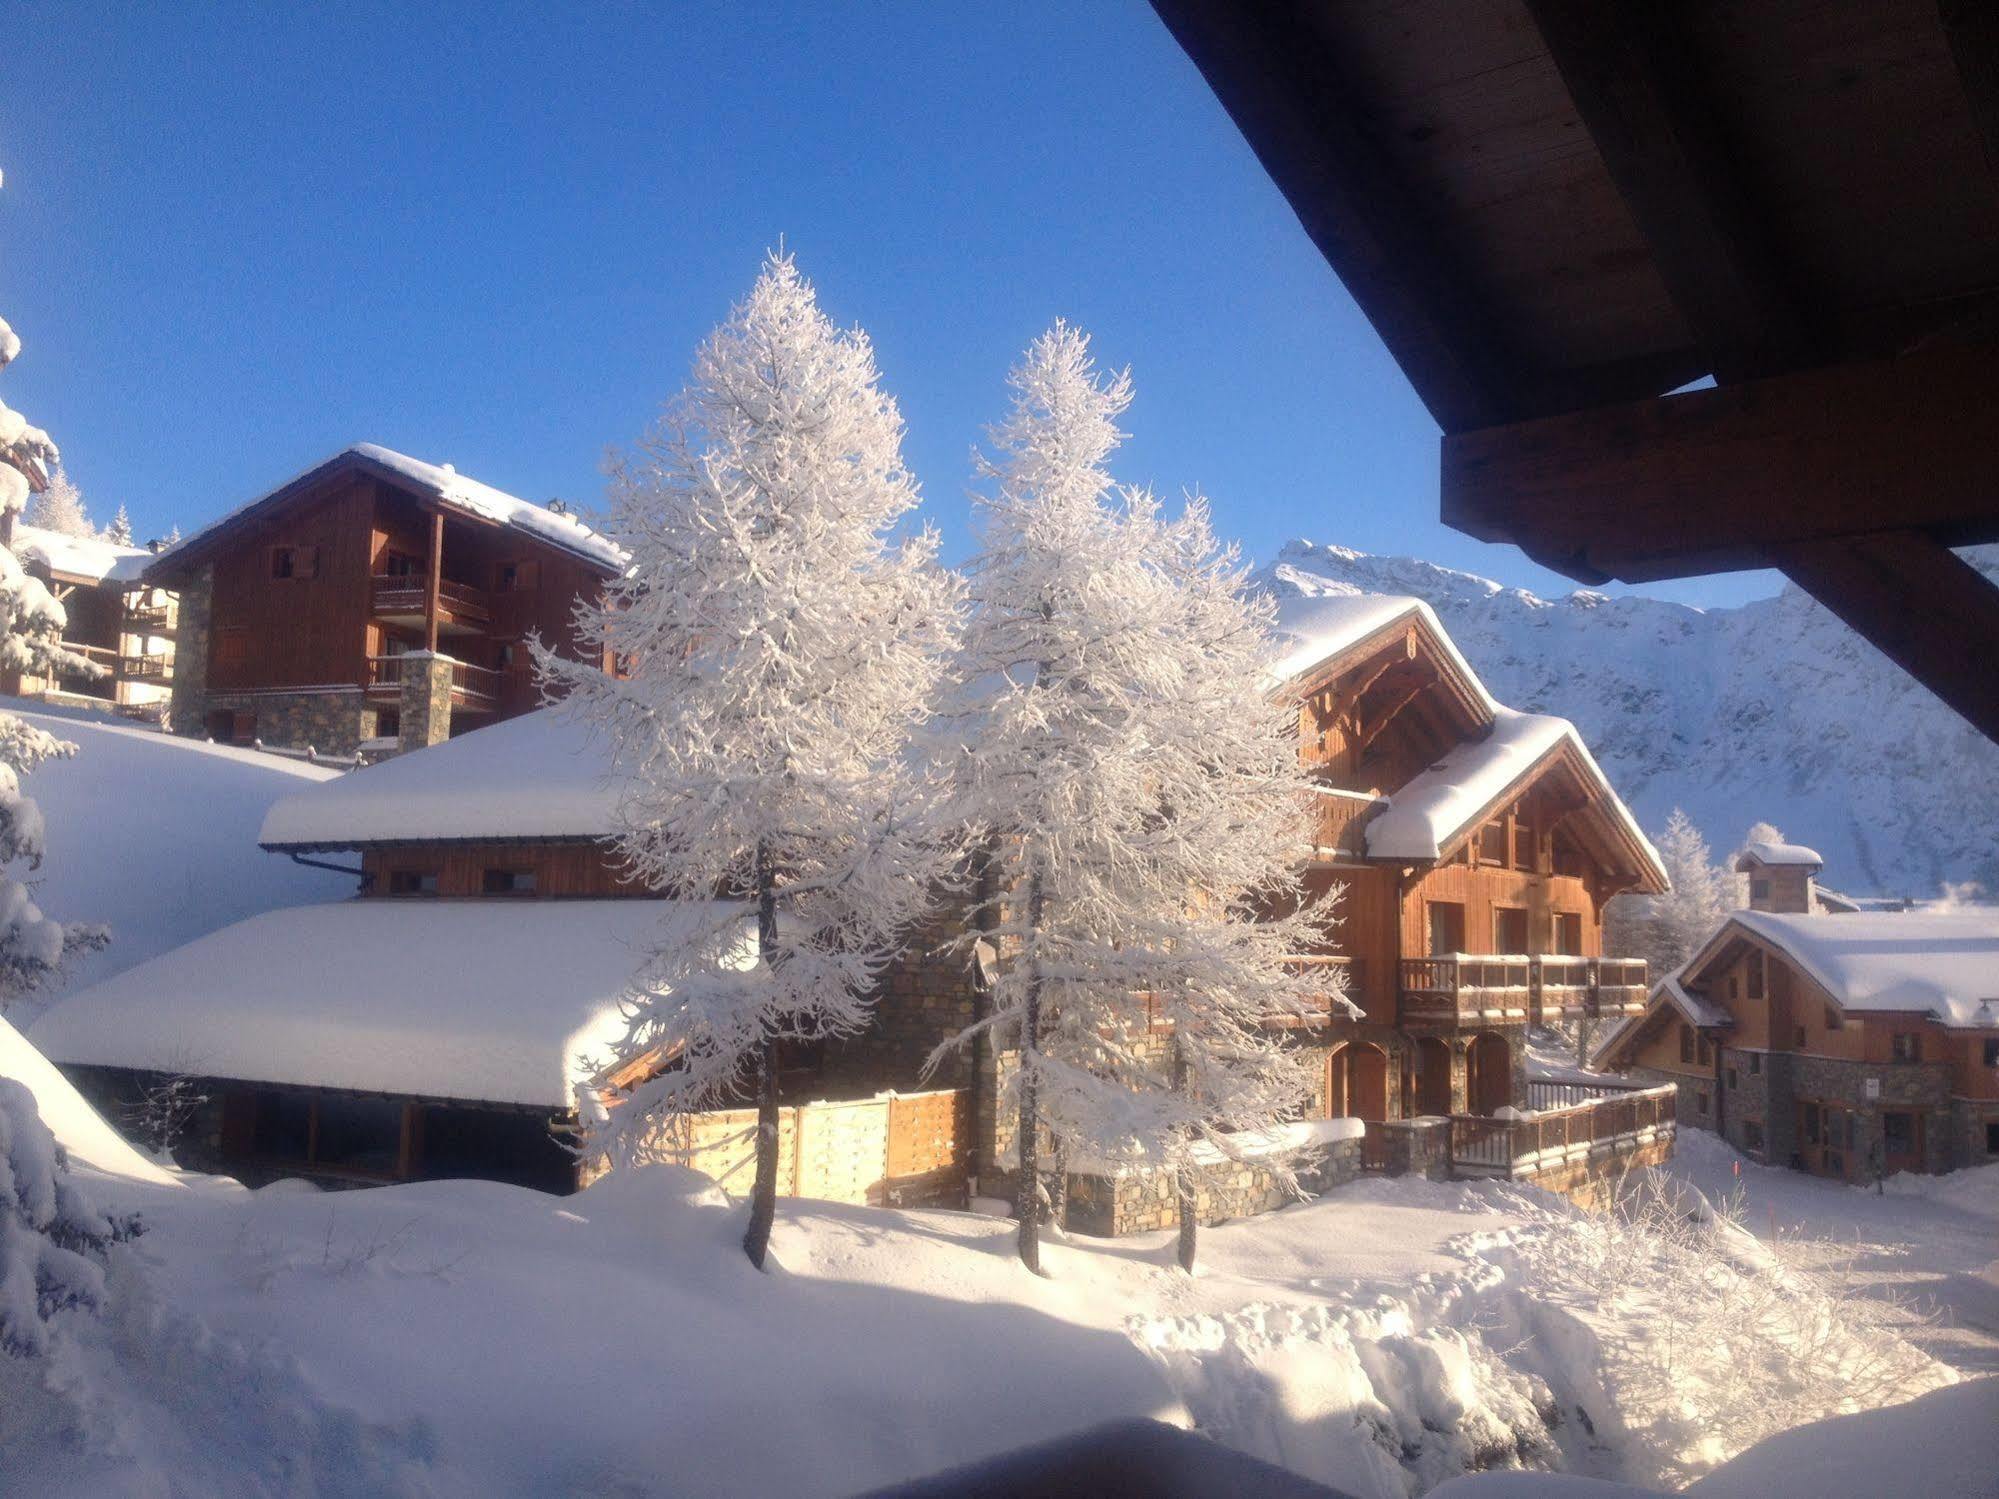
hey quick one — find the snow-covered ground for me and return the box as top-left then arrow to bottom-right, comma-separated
3,701 -> 352,1022
7,1010 -> 1990,1499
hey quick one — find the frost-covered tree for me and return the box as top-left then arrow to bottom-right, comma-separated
937,325 -> 1341,1274
1,1078 -> 140,1358
26,466 -> 90,538
0,190 -> 105,1007
104,504 -> 133,546
540,253 -> 958,1270
1606,808 -> 1730,978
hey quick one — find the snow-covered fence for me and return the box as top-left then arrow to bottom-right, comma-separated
1525,1077 -> 1651,1112
640,1089 -> 971,1209
1450,1084 -> 1676,1181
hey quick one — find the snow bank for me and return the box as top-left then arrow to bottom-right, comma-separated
0,703 -> 350,1013
30,898 -> 752,1109
260,706 -> 618,848
1880,1160 -> 1999,1221
0,1011 -> 174,1185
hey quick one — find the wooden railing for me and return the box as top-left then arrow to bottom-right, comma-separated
368,575 -> 491,625
1448,1085 -> 1675,1176
1525,1077 -> 1650,1112
1281,953 -> 1363,1023
1307,786 -> 1383,856
1400,954 -> 1533,1021
363,653 -> 502,707
446,657 -> 502,706
117,653 -> 171,681
1592,957 -> 1649,1015
124,602 -> 173,633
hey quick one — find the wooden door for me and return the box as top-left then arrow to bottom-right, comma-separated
1882,1110 -> 1923,1176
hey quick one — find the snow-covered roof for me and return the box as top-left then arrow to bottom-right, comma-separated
1265,591 -> 1495,711
1722,909 -> 1999,1030
14,523 -> 153,585
1735,840 -> 1824,870
1591,970 -> 1730,1068
259,708 -> 619,849
1362,706 -> 1668,887
154,443 -> 625,577
28,899 -> 752,1109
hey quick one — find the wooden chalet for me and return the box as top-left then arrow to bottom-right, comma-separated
1598,901 -> 1999,1181
2,523 -> 176,716
142,444 -> 625,758
1151,1 -> 1999,744
33,591 -> 1673,1216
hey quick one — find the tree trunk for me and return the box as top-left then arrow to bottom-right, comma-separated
1174,1037 -> 1197,1273
743,843 -> 781,1270
1016,871 -> 1046,1276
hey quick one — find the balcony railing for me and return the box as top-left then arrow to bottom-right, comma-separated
363,653 -> 503,708
117,653 -> 172,682
368,575 -> 491,626
1400,953 -> 1648,1024
1448,1084 -> 1676,1177
1280,953 -> 1363,1024
124,602 -> 173,633
1307,785 -> 1383,857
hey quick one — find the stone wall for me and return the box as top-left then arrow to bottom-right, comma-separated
1063,1136 -> 1364,1237
1366,1117 -> 1451,1179
167,565 -> 213,735
1789,1051 -> 1953,1174
397,652 -> 454,753
1523,1135 -> 1676,1211
1948,1097 -> 1999,1168
819,918 -> 983,1103
200,687 -> 369,756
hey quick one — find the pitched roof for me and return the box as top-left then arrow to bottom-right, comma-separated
28,898 -> 754,1110
14,523 -> 153,585
1736,840 -> 1825,870
259,707 -> 618,850
1592,970 -> 1732,1069
147,443 -> 626,579
1699,909 -> 1999,1031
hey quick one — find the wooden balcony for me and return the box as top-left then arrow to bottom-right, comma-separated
363,653 -> 503,712
1448,1084 -> 1676,1178
369,575 -> 491,632
123,602 -> 174,635
117,652 -> 172,683
1307,786 -> 1383,857
1401,953 -> 1648,1026
1278,954 -> 1363,1026
1399,954 -> 1534,1023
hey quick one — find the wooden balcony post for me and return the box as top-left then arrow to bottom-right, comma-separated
423,508 -> 443,653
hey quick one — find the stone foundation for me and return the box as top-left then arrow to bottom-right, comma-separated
200,688 -> 371,757
166,566 -> 214,736
1062,1137 -> 1364,1237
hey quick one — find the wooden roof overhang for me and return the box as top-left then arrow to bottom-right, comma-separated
1275,608 -> 1490,743
1151,0 -> 1999,741
144,449 -> 622,586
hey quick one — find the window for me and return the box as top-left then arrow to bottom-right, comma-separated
387,870 -> 440,897
1750,878 -> 1771,903
1988,1122 -> 1999,1155
1726,1067 -> 1737,1089
1478,821 -> 1507,865
1984,1038 -> 1999,1068
496,559 -> 541,592
1746,951 -> 1765,1000
1794,1025 -> 1807,1048
1494,907 -> 1529,955
481,867 -> 537,895
1554,912 -> 1583,956
1824,1004 -> 1843,1031
374,709 -> 400,740
1697,1034 -> 1712,1066
271,545 -> 319,580
1510,819 -> 1533,870
1695,1091 -> 1710,1116
1892,1032 -> 1922,1063
1743,1119 -> 1764,1151
381,551 -> 421,578
1749,1051 -> 1762,1076
1427,901 -> 1465,957
1679,1024 -> 1695,1064
1803,1104 -> 1820,1146
1882,1112 -> 1914,1153
215,627 -> 249,668
1726,974 -> 1739,1001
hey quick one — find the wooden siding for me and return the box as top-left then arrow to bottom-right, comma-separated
206,477 -> 376,692
1400,862 -> 1602,962
363,840 -> 640,898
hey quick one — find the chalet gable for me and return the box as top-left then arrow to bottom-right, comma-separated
145,443 -> 625,584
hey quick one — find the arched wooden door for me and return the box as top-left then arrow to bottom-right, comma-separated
1467,1033 -> 1513,1116
1349,1043 -> 1390,1122
1414,1035 -> 1453,1117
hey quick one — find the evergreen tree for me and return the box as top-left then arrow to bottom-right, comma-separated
0,188 -> 106,1006
939,325 -> 1343,1274
1606,808 -> 1730,978
105,504 -> 133,546
26,467 -> 90,538
540,253 -> 958,1270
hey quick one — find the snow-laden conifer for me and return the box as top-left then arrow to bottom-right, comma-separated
105,504 -> 133,546
1607,808 -> 1730,979
540,253 -> 958,1269
26,467 -> 90,538
0,190 -> 105,1007
939,325 -> 1344,1273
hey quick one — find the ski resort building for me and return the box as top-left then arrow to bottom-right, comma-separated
30,593 -> 1675,1219
2,522 -> 178,716
141,444 -> 625,759
1596,892 -> 1999,1178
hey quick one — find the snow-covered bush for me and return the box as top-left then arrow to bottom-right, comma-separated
120,1068 -> 211,1161
0,1077 -> 140,1357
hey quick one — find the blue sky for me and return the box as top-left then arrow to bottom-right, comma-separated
3,2 -> 1776,607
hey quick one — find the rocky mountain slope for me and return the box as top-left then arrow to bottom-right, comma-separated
1263,542 -> 1999,897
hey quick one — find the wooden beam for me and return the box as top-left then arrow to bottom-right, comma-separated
1525,1 -> 1813,382
1146,0 -> 1523,431
1353,675 -> 1429,759
1939,0 -> 1999,180
423,508 -> 443,654
1443,344 -> 1999,584
1767,531 -> 1999,743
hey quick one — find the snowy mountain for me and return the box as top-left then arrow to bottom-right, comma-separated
1262,542 -> 1999,898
